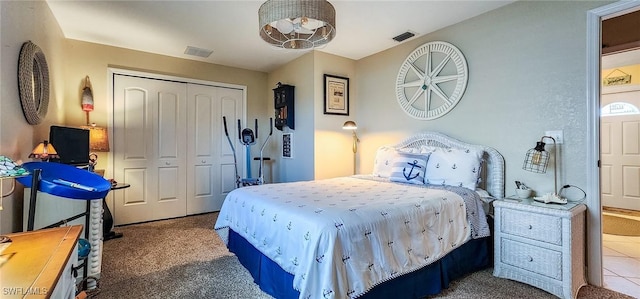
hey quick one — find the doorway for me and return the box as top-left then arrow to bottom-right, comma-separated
600,51 -> 640,297
598,9 -> 640,298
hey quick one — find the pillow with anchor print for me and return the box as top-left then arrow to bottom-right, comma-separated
389,152 -> 430,185
372,146 -> 398,178
424,147 -> 482,190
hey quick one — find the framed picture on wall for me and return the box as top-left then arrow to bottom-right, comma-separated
324,74 -> 349,115
282,133 -> 293,158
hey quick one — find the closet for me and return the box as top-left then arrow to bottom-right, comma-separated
112,73 -> 244,225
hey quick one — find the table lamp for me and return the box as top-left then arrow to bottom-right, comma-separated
29,140 -> 59,162
82,124 -> 110,172
522,136 -> 565,204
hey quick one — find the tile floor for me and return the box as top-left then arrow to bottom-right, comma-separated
602,211 -> 640,298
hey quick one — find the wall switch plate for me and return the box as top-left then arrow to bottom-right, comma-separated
545,130 -> 564,144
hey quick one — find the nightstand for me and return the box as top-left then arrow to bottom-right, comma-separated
493,198 -> 587,299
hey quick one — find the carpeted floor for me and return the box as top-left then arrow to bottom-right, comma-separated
96,213 -> 634,299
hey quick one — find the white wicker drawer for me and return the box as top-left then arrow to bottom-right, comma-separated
500,208 -> 562,245
500,238 -> 562,280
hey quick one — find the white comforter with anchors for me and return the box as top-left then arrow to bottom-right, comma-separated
214,176 -> 490,299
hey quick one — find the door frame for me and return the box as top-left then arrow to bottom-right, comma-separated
106,68 -> 247,219
586,0 -> 640,286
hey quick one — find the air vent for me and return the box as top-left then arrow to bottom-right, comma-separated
393,31 -> 416,42
184,46 -> 213,58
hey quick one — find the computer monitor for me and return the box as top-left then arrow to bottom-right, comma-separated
49,125 -> 90,166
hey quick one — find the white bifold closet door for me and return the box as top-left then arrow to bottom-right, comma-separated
187,84 -> 243,214
113,74 -> 243,225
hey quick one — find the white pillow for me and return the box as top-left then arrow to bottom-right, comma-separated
372,146 -> 397,178
424,148 -> 482,190
389,152 -> 430,185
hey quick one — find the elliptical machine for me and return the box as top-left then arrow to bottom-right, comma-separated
223,116 -> 273,187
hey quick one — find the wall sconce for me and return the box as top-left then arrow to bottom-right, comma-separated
523,136 -> 565,203
342,121 -> 359,175
29,140 -> 59,162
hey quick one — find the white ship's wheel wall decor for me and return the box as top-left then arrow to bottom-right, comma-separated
395,41 -> 468,120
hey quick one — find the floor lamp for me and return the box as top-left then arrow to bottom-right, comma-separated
342,121 -> 359,175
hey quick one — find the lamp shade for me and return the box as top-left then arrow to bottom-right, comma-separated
342,121 -> 357,130
522,141 -> 549,173
29,140 -> 59,161
82,125 -> 110,152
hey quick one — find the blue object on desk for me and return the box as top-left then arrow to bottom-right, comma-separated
16,162 -> 111,199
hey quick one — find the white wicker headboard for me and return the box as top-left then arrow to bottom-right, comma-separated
393,132 -> 505,199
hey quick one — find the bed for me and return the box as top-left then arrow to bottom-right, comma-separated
215,132 -> 504,299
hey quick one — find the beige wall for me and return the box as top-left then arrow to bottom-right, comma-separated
268,53 -> 315,182
0,1 -> 67,233
313,52 -> 357,179
355,0 -> 610,199
266,51 -> 357,182
62,40 -> 268,178
0,2 -> 268,233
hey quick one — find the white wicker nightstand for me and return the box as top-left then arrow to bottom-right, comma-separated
493,198 -> 587,299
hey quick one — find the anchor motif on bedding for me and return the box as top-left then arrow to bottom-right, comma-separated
403,160 -> 422,180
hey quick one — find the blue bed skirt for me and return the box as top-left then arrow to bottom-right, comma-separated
228,229 -> 491,299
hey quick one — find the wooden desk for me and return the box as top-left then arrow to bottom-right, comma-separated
1,226 -> 81,298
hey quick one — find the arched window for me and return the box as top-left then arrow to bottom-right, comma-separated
601,102 -> 640,117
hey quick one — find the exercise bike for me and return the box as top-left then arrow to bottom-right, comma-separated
223,116 -> 273,188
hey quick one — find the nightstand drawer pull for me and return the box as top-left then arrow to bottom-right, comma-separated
528,224 -> 532,229
528,256 -> 533,262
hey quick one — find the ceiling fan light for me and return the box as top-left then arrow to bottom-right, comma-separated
258,0 -> 336,50
276,19 -> 294,34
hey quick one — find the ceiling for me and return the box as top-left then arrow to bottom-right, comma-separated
46,0 -> 514,73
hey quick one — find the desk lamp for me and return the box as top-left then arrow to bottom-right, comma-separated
29,140 -> 59,162
82,124 -> 110,172
522,136 -> 565,204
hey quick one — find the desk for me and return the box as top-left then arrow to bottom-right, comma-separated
0,225 -> 82,299
103,183 -> 129,240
